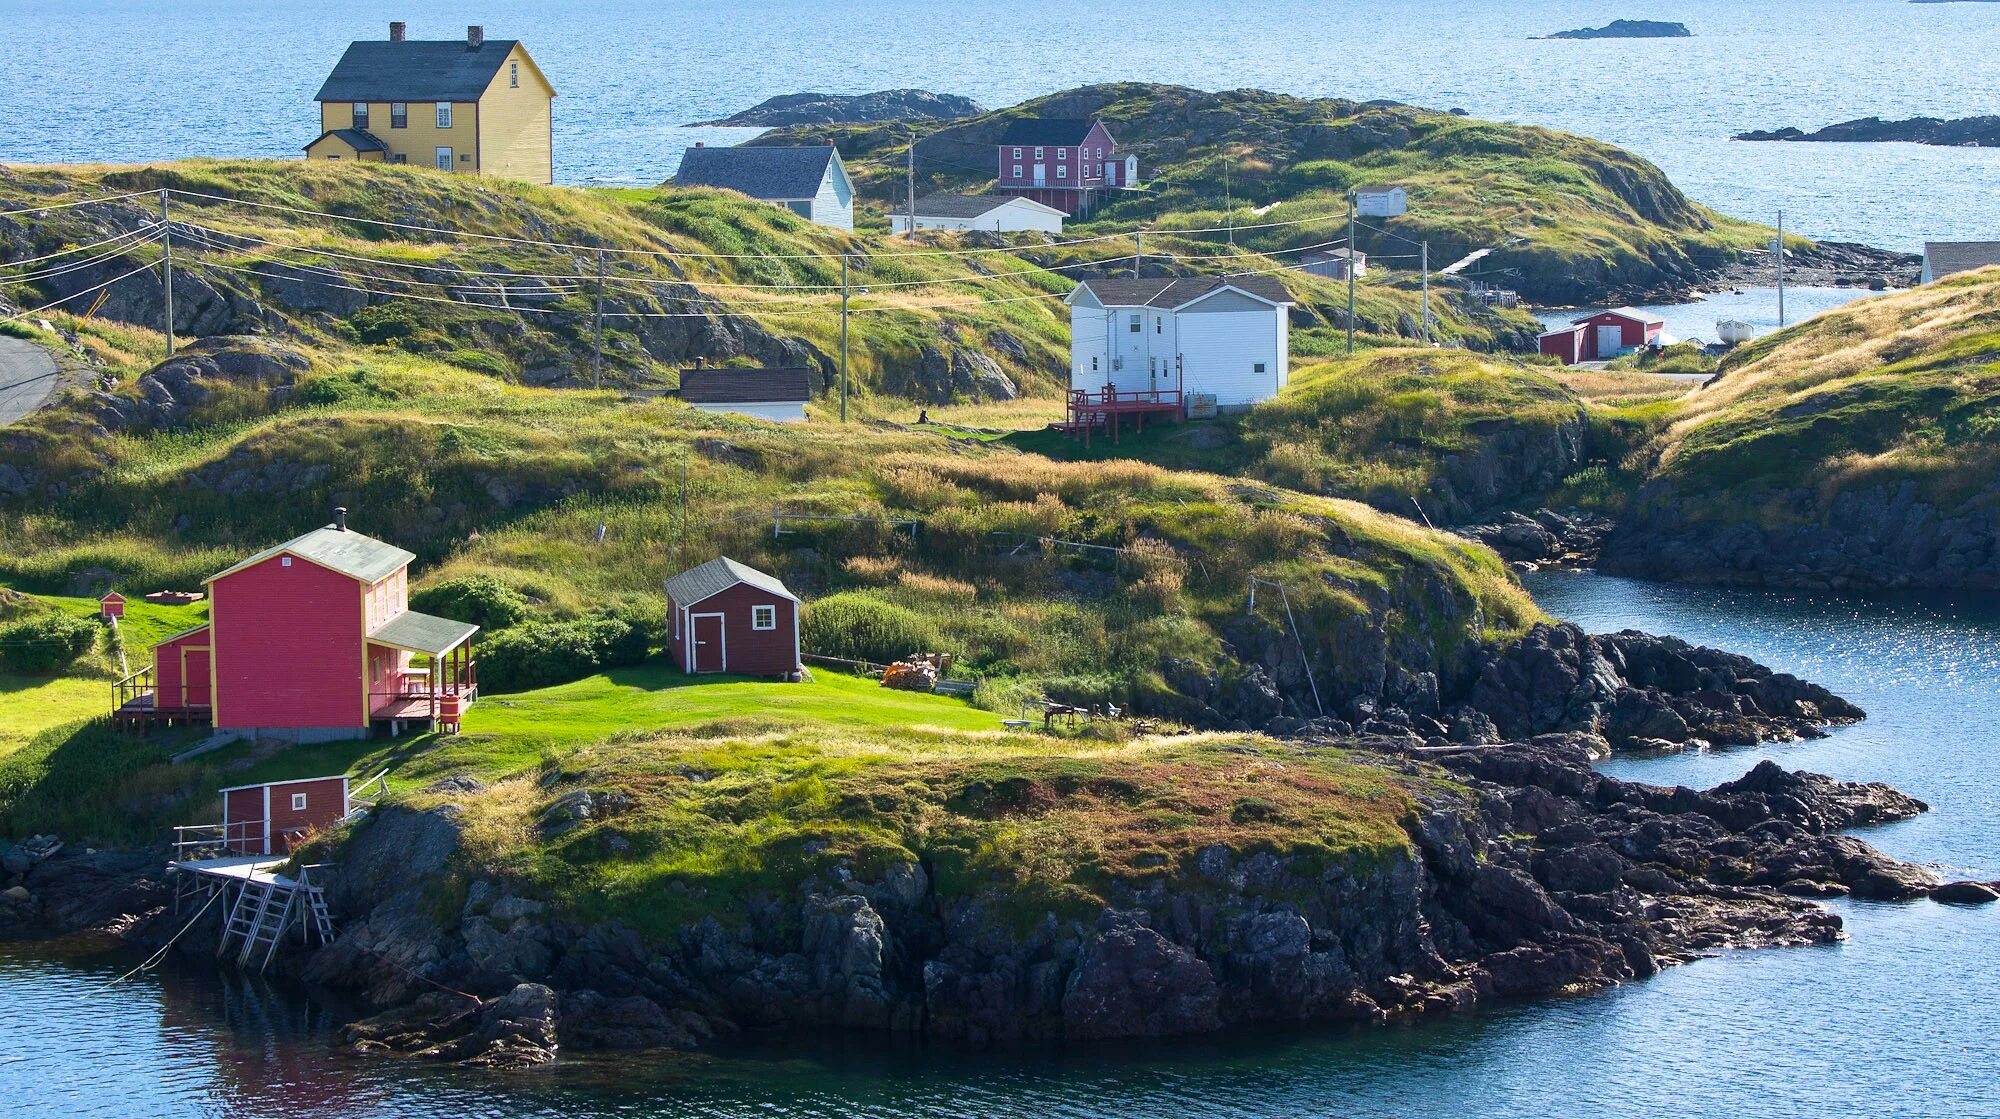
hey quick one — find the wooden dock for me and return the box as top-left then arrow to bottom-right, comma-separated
168,853 -> 336,973
1050,387 -> 1183,447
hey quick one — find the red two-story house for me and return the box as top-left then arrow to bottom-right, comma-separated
995,118 -> 1135,216
115,509 -> 479,742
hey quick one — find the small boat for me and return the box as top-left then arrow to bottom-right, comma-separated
1717,319 -> 1755,345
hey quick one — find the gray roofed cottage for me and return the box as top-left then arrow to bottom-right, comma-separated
205,524 -> 416,586
314,38 -> 523,103
673,145 -> 856,232
665,557 -> 800,607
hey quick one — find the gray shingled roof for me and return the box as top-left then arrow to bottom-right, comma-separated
664,557 -> 798,607
369,610 -> 479,655
1072,275 -> 1293,308
304,128 -> 388,153
910,193 -> 1015,218
673,146 -> 839,200
315,39 -> 522,102
679,367 -> 813,404
999,119 -> 1099,145
206,525 -> 415,585
1924,241 -> 2000,279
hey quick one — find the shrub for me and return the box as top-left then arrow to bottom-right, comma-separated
297,368 -> 400,407
412,574 -> 533,631
0,612 -> 99,674
476,607 -> 654,693
803,592 -> 945,664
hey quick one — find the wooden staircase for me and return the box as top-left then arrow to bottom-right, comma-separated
215,868 -> 336,973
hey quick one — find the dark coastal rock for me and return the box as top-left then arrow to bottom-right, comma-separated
343,982 -> 558,1068
692,90 -> 984,127
1541,19 -> 1692,39
1930,881 -> 2000,906
88,337 -> 309,432
1458,509 -> 1613,569
1465,623 -> 1862,750
1737,115 -> 2000,147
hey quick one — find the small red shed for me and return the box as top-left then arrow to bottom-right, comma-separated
98,591 -> 126,620
664,556 -> 801,678
220,774 -> 354,854
1537,324 -> 1587,365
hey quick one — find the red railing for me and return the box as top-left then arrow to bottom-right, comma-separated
368,651 -> 477,727
1068,387 -> 1182,412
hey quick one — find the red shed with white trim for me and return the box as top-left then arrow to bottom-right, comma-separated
664,556 -> 801,678
220,774 -> 354,855
1536,308 -> 1665,365
98,591 -> 126,620
1537,323 -> 1587,365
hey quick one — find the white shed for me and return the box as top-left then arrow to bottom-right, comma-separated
672,144 -> 855,233
678,366 -> 813,423
1066,276 -> 1293,408
1354,185 -> 1408,218
890,193 -> 1066,235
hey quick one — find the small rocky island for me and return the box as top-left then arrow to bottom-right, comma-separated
1736,115 -> 2000,147
692,89 -> 983,127
1540,19 -> 1692,39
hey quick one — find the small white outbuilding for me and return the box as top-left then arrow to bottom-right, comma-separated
890,193 -> 1067,234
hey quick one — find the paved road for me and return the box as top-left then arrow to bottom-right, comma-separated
0,335 -> 60,425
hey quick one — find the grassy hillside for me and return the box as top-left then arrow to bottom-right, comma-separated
1602,270 -> 2000,586
773,83 -> 1787,306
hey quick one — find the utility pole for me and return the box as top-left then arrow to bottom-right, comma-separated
906,137 -> 917,237
1421,240 -> 1431,345
839,253 -> 850,422
1345,189 -> 1357,355
1224,160 -> 1233,248
1134,230 -> 1143,277
591,249 -> 605,390
1775,209 -> 1786,328
158,189 -> 175,359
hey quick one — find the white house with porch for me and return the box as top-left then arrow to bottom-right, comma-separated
1066,276 -> 1294,409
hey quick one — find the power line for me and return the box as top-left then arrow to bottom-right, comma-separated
0,225 -> 160,270
0,190 -> 152,218
0,259 -> 162,326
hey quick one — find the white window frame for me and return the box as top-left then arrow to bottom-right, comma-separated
351,102 -> 369,129
280,556 -> 292,567
291,792 -> 307,811
1057,147 -> 1067,160
1056,164 -> 1067,179
1012,146 -> 1022,159
435,102 -> 453,128
1034,146 -> 1044,159
435,146 -> 453,170
1012,164 -> 1022,178
751,604 -> 778,631
390,101 -> 407,129
1128,313 -> 1142,333
510,62 -> 519,88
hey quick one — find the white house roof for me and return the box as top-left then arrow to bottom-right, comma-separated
664,556 -> 799,607
908,193 -> 1066,219
1068,275 -> 1293,309
205,525 -> 414,586
1575,306 -> 1665,326
1922,241 -> 2000,280
1537,323 -> 1587,338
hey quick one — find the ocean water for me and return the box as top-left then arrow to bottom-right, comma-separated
1540,284 -> 1886,345
1,572 -> 1994,1117
3,0 -> 2000,250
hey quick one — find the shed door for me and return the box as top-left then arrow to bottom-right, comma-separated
181,647 -> 210,708
1596,324 -> 1623,357
691,614 -> 726,673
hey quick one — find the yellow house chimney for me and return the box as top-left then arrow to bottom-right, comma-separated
389,21 -> 406,41
466,25 -> 485,49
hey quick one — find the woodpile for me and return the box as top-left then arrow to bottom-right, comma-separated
880,659 -> 939,691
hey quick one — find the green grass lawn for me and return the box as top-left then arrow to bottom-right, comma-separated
0,590 -> 208,758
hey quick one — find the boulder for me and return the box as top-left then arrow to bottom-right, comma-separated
1930,880 -> 2000,906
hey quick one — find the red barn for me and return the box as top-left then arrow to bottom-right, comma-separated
664,556 -> 801,678
1539,308 -> 1666,365
220,774 -> 355,855
115,509 -> 479,740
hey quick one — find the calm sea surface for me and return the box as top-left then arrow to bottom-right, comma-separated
1,572 -> 1995,1117
3,0 -> 2000,251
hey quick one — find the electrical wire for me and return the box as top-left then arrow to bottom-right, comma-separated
0,258 -> 160,325
0,190 -> 152,218
0,225 -> 160,270
0,231 -> 163,286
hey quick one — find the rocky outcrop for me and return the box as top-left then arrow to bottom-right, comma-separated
1737,115 -> 2000,147
693,90 -> 984,127
1465,623 -> 1863,750
1602,477 -> 2000,591
1540,20 -> 1692,39
1458,509 -> 1613,570
263,733 -> 1935,1062
87,336 -> 309,431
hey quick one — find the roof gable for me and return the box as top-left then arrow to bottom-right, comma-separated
673,146 -> 839,201
664,556 -> 799,607
999,118 -> 1099,146
315,39 -> 526,102
1069,275 -> 1293,309
206,525 -> 415,586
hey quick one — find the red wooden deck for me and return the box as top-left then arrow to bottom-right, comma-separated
111,667 -> 211,729
1051,388 -> 1183,447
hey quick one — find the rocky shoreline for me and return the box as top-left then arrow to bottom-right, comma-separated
1736,115 -> 2000,148
4,630 -> 1992,1069
691,89 -> 983,128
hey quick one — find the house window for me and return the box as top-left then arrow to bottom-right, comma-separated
1012,164 -> 1022,178
291,792 -> 307,811
435,102 -> 453,128
1254,363 -> 1267,374
510,61 -> 520,88
1034,147 -> 1044,159
1057,147 -> 1067,160
786,200 -> 812,218
435,146 -> 453,170
1091,356 -> 1099,371
1156,316 -> 1163,333
1012,147 -> 1021,159
280,556 -> 292,567
391,153 -> 407,164
390,102 -> 407,128
751,604 -> 777,631
1056,164 -> 1067,179
351,102 -> 369,130
1128,313 -> 1142,332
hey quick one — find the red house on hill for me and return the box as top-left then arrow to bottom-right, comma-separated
664,557 -> 801,678
1538,307 -> 1667,365
995,118 -> 1136,216
115,510 -> 479,740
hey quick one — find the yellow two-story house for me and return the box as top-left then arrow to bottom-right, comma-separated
305,23 -> 555,184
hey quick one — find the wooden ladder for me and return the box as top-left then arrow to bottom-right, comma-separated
303,883 -> 336,945
217,879 -> 300,972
